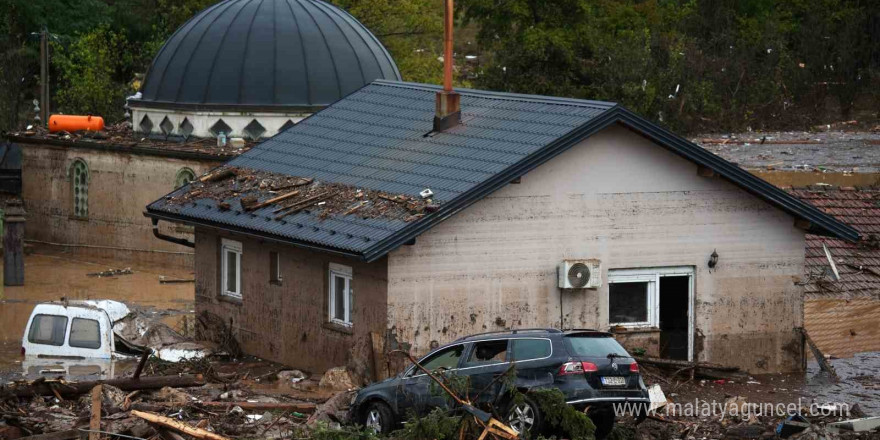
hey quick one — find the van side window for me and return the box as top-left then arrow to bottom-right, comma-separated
465,340 -> 508,366
28,315 -> 68,346
69,318 -> 101,349
510,339 -> 551,361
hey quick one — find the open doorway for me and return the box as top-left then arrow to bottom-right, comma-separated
659,276 -> 690,360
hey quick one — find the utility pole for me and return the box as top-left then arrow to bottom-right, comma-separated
39,27 -> 49,126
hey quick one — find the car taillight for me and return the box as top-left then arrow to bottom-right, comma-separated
559,361 -> 599,375
20,346 -> 25,356
629,362 -> 639,373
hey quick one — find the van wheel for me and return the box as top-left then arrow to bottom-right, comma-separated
362,401 -> 394,434
588,407 -> 615,439
505,396 -> 543,436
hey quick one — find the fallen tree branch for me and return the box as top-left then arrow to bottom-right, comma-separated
198,401 -> 315,413
131,410 -> 231,440
3,374 -> 205,398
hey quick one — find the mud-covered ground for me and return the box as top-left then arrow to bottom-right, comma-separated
695,130 -> 880,173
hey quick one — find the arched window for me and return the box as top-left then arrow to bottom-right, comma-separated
175,167 -> 196,189
70,159 -> 89,218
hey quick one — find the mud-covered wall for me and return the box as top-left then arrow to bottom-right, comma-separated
387,124 -> 806,374
805,296 -> 880,358
20,142 -> 218,266
194,229 -> 388,375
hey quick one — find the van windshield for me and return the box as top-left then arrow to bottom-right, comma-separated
564,335 -> 630,358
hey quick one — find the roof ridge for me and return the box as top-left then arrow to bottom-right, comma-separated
372,80 -> 617,110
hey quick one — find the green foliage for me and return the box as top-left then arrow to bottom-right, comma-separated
460,0 -> 880,133
52,26 -> 132,121
396,407 -> 464,440
529,388 -> 596,440
306,422 -> 380,440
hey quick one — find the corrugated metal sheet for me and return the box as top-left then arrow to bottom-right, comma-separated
146,81 -> 859,259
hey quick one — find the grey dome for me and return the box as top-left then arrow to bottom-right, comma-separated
140,0 -> 401,111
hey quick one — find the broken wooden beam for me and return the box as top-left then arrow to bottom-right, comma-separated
89,385 -> 101,440
131,410 -> 231,440
246,190 -> 301,211
3,374 -> 205,398
132,348 -> 152,379
199,168 -> 235,183
198,401 -> 316,413
802,328 -> 839,379
273,191 -> 332,219
633,356 -> 749,381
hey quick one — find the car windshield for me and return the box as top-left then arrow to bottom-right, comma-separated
564,335 -> 630,358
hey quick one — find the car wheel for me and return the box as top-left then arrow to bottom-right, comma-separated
362,401 -> 394,434
506,396 -> 543,436
588,407 -> 615,439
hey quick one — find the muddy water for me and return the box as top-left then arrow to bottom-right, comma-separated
0,247 -> 195,380
806,351 -> 880,415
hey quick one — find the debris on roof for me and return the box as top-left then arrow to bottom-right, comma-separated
165,166 -> 438,223
7,123 -> 256,157
789,187 -> 880,298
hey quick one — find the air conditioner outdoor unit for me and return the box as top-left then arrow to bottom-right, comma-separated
558,259 -> 602,289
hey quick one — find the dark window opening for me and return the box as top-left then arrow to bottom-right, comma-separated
269,251 -> 282,283
609,282 -> 649,324
510,339 -> 551,361
466,340 -> 508,365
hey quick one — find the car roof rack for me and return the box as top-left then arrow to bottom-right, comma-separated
454,328 -> 562,342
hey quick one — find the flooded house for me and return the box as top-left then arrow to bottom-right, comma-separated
789,187 -> 880,358
145,72 -> 859,374
6,0 -> 401,267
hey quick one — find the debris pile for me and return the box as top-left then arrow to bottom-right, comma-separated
165,166 -> 440,222
8,123 -> 255,157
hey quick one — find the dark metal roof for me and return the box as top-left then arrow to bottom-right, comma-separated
137,0 -> 401,111
146,80 -> 860,261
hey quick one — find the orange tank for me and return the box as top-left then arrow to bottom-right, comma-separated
48,115 -> 105,133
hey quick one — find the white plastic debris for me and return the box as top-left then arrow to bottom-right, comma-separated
420,188 -> 434,199
648,384 -> 667,412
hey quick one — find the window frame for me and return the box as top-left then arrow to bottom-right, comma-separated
68,317 -> 102,349
69,159 -> 89,219
269,251 -> 282,284
174,167 -> 197,190
328,263 -> 352,326
221,238 -> 243,299
509,338 -> 554,362
607,273 -> 657,328
27,314 -> 69,346
607,267 -> 695,330
463,339 -> 510,368
405,343 -> 467,377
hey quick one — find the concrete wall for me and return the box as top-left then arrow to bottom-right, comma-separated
387,124 -> 807,373
131,106 -> 308,139
21,142 -> 219,266
194,228 -> 388,374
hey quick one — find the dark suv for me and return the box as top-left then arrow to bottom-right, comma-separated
350,329 -> 649,438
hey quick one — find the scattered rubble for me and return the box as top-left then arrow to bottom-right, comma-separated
164,166 -> 440,222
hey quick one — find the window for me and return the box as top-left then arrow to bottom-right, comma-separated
221,239 -> 242,299
420,344 -> 465,372
465,340 -> 509,366
269,251 -> 282,283
69,318 -> 101,349
70,159 -> 89,218
510,339 -> 552,361
564,335 -> 630,357
28,315 -> 68,346
608,267 -> 694,328
608,271 -> 657,327
175,167 -> 196,189
328,263 -> 352,325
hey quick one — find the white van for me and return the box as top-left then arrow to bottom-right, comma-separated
21,300 -> 143,379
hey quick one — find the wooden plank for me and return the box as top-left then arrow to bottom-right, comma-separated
130,410 -> 231,440
371,332 -> 386,381
89,385 -> 101,440
245,190 -> 301,211
4,374 -> 205,398
802,328 -> 838,378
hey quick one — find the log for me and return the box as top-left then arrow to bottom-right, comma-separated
245,190 -> 300,211
371,332 -> 387,381
130,410 -> 231,440
802,328 -> 838,378
199,168 -> 235,183
89,385 -> 101,440
133,349 -> 152,379
4,374 -> 205,398
633,357 -> 749,381
199,401 -> 316,412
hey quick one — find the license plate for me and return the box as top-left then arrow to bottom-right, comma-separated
601,376 -> 626,386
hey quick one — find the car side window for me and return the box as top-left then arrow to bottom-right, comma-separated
69,318 -> 101,349
464,340 -> 509,366
417,344 -> 466,373
510,339 -> 551,361
28,314 -> 68,346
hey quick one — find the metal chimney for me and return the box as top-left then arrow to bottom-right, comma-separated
433,0 -> 460,132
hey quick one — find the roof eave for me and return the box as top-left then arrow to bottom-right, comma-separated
144,208 -> 368,261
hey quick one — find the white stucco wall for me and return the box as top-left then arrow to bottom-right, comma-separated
387,124 -> 806,373
130,106 -> 309,139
